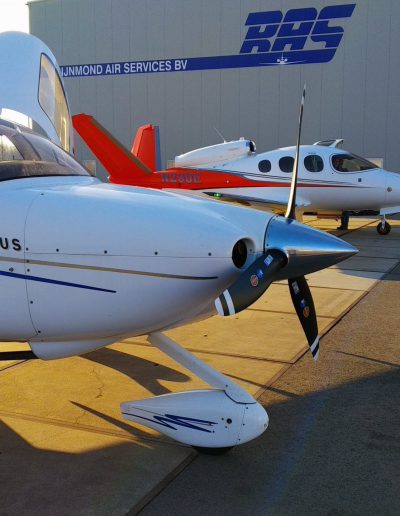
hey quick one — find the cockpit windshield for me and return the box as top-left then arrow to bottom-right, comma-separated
0,119 -> 90,182
331,153 -> 378,172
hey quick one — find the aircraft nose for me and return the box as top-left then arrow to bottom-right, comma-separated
385,171 -> 400,205
265,216 -> 358,279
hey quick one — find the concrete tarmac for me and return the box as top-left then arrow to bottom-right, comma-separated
139,250 -> 400,515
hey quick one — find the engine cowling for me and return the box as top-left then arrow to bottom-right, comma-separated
174,138 -> 256,167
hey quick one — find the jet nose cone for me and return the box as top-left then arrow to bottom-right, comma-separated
265,216 -> 358,279
385,170 -> 400,205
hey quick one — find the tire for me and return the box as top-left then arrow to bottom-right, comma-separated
377,221 -> 391,235
193,446 -> 234,455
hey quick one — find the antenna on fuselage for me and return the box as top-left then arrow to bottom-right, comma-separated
214,127 -> 227,143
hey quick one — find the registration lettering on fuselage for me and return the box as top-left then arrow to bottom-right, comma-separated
162,173 -> 201,184
0,237 -> 22,252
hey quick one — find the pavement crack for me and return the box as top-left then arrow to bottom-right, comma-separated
92,366 -> 105,399
73,404 -> 87,426
71,367 -> 105,425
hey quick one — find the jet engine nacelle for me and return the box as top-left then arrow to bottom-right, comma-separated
121,389 -> 268,448
174,138 -> 255,168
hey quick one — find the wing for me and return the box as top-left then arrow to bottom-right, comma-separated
164,189 -> 309,213
203,191 -> 310,213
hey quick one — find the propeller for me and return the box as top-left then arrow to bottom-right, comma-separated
286,84 -> 305,219
215,85 -> 321,361
216,249 -> 287,316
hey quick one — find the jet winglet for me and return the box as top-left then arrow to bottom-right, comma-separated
72,113 -> 152,183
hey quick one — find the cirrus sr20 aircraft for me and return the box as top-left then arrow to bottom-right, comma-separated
73,114 -> 400,235
0,32 -> 356,453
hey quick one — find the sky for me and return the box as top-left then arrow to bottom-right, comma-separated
0,0 -> 29,33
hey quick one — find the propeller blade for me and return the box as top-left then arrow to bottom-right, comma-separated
288,275 -> 319,361
285,84 -> 306,220
215,249 -> 286,316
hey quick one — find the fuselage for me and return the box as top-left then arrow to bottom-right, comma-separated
0,175 -> 271,344
156,145 -> 400,214
0,115 -> 275,358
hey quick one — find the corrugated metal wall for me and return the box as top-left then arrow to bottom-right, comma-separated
29,0 -> 400,180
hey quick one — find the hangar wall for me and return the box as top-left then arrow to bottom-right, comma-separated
29,0 -> 400,180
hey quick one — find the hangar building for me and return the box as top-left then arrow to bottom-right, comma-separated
29,0 -> 400,180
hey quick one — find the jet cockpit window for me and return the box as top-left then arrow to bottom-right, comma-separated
304,154 -> 324,172
279,156 -> 294,173
38,53 -> 70,152
331,154 -> 377,173
0,121 -> 90,182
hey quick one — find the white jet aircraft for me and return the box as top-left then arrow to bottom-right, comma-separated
73,124 -> 400,236
0,32 -> 356,453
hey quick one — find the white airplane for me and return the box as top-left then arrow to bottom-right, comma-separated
73,122 -> 400,236
0,32 -> 356,453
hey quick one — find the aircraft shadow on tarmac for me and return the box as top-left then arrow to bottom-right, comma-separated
0,412 -> 184,515
1,365 -> 399,515
84,346 -> 190,396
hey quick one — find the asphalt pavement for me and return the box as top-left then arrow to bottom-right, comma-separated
139,270 -> 400,516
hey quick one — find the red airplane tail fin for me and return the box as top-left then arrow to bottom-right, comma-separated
132,124 -> 161,172
72,113 -> 152,184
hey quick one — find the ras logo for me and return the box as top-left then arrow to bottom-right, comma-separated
240,4 -> 355,65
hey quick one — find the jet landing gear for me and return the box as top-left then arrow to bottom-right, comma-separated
377,216 -> 391,235
120,332 -> 268,453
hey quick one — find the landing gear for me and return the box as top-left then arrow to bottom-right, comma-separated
337,211 -> 349,230
377,218 -> 391,235
120,332 -> 269,451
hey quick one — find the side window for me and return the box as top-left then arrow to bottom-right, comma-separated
279,156 -> 294,173
38,53 -> 70,152
258,159 -> 271,173
304,154 -> 324,172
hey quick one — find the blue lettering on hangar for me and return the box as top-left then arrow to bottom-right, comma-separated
61,4 -> 356,78
240,4 -> 356,63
